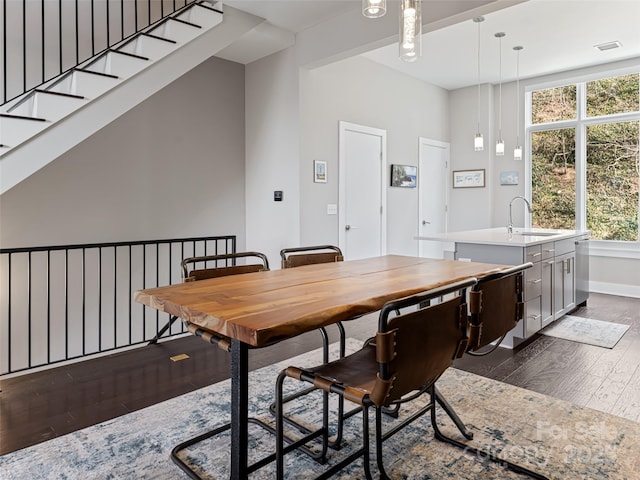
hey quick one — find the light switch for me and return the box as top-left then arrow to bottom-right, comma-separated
274,191 -> 283,202
327,204 -> 337,215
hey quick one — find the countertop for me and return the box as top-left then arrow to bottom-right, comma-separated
416,227 -> 589,247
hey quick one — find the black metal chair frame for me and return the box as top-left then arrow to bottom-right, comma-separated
147,251 -> 291,479
147,251 -> 270,345
275,276 -> 549,480
272,246 -> 350,449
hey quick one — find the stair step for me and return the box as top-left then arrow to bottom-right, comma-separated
178,3 -> 224,29
148,17 -> 206,44
117,33 -> 179,61
0,114 -> 50,149
46,69 -> 120,99
80,50 -> 149,79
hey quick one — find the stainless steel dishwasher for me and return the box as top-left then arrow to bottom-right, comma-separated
575,235 -> 589,306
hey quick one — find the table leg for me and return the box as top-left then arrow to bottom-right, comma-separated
230,339 -> 249,479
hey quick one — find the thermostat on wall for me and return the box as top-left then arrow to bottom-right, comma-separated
274,191 -> 283,202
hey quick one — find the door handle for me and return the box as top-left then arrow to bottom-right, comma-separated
422,220 -> 431,225
345,225 -> 358,231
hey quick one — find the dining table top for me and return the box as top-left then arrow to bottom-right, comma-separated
134,255 -> 507,348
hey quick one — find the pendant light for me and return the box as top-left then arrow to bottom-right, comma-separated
473,16 -> 485,151
362,0 -> 386,18
399,0 -> 421,62
513,46 -> 524,160
495,32 -> 506,156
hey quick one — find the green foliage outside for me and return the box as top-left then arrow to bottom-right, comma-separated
531,76 -> 640,241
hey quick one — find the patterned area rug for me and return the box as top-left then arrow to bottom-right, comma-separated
541,315 -> 630,348
1,339 -> 639,479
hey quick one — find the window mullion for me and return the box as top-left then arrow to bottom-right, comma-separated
576,82 -> 587,231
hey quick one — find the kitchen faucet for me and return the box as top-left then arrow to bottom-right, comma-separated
508,196 -> 533,234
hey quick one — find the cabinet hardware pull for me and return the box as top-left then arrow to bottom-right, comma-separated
544,249 -> 555,253
527,314 -> 542,320
529,278 -> 542,284
529,252 -> 542,258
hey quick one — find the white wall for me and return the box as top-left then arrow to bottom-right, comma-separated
0,57 -> 247,248
299,56 -> 449,256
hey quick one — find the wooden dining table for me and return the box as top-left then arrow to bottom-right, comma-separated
134,254 -> 508,479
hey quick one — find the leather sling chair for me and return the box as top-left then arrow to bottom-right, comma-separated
275,269 -> 548,480
147,251 -> 270,345
275,278 -> 478,480
159,252 -> 274,480
437,262 -> 537,444
274,245 -> 350,453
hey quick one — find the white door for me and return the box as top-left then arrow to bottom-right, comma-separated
339,121 -> 387,260
418,138 -> 449,258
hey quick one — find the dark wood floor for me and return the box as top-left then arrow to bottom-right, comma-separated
1,292 -> 638,456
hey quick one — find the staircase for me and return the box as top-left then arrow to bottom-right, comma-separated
0,1 -> 262,195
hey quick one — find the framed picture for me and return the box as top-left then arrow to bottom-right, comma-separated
390,164 -> 417,188
314,160 -> 327,183
500,171 -> 519,186
452,169 -> 485,188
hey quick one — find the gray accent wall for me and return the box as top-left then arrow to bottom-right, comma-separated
0,57 -> 246,249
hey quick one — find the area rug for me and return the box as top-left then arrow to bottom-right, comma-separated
1,339 -> 639,479
540,315 -> 630,348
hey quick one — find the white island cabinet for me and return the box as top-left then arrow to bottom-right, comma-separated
416,228 -> 589,348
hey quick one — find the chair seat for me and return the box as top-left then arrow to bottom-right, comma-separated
298,344 -> 378,405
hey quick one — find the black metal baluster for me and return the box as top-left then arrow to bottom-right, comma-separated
65,249 -> 69,361
98,247 -> 102,350
7,254 -> 12,373
91,0 -> 95,55
41,0 -> 45,84
58,0 -> 62,75
46,250 -> 51,364
128,245 -> 132,345
22,0 -> 26,94
27,251 -> 32,367
113,246 -> 117,349
82,248 -> 86,356
75,0 -> 79,65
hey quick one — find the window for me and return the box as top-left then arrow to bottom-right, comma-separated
529,72 -> 640,242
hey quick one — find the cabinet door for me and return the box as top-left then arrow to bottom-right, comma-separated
541,259 -> 554,327
554,252 -> 576,318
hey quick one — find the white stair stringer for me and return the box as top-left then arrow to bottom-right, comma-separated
0,4 -> 264,195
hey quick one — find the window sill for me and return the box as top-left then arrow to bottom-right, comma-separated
589,240 -> 640,259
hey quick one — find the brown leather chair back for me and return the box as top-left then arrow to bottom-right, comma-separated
370,281 -> 473,407
280,245 -> 343,269
181,252 -> 269,282
467,263 -> 530,352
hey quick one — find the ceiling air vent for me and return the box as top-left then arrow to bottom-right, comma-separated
594,41 -> 622,51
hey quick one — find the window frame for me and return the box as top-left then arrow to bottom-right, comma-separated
525,68 -> 640,256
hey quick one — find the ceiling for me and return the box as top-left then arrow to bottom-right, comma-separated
220,0 -> 640,90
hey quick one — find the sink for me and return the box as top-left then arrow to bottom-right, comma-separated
513,231 -> 559,237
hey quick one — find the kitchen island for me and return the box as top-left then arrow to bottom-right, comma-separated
417,227 -> 589,348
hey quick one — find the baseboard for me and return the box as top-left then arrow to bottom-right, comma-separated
589,281 -> 640,299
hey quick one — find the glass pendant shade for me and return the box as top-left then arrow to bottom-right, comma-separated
514,145 -> 523,160
399,0 -> 421,62
362,0 -> 386,18
496,139 -> 505,156
475,133 -> 484,151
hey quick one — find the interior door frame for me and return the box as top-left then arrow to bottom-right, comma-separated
338,121 -> 387,257
418,137 -> 450,255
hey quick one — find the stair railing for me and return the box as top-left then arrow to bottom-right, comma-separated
0,234 -> 236,376
1,0 -> 216,107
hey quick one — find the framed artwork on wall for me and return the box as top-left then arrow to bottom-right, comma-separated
452,169 -> 485,188
390,164 -> 417,187
500,171 -> 519,185
314,160 -> 327,183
